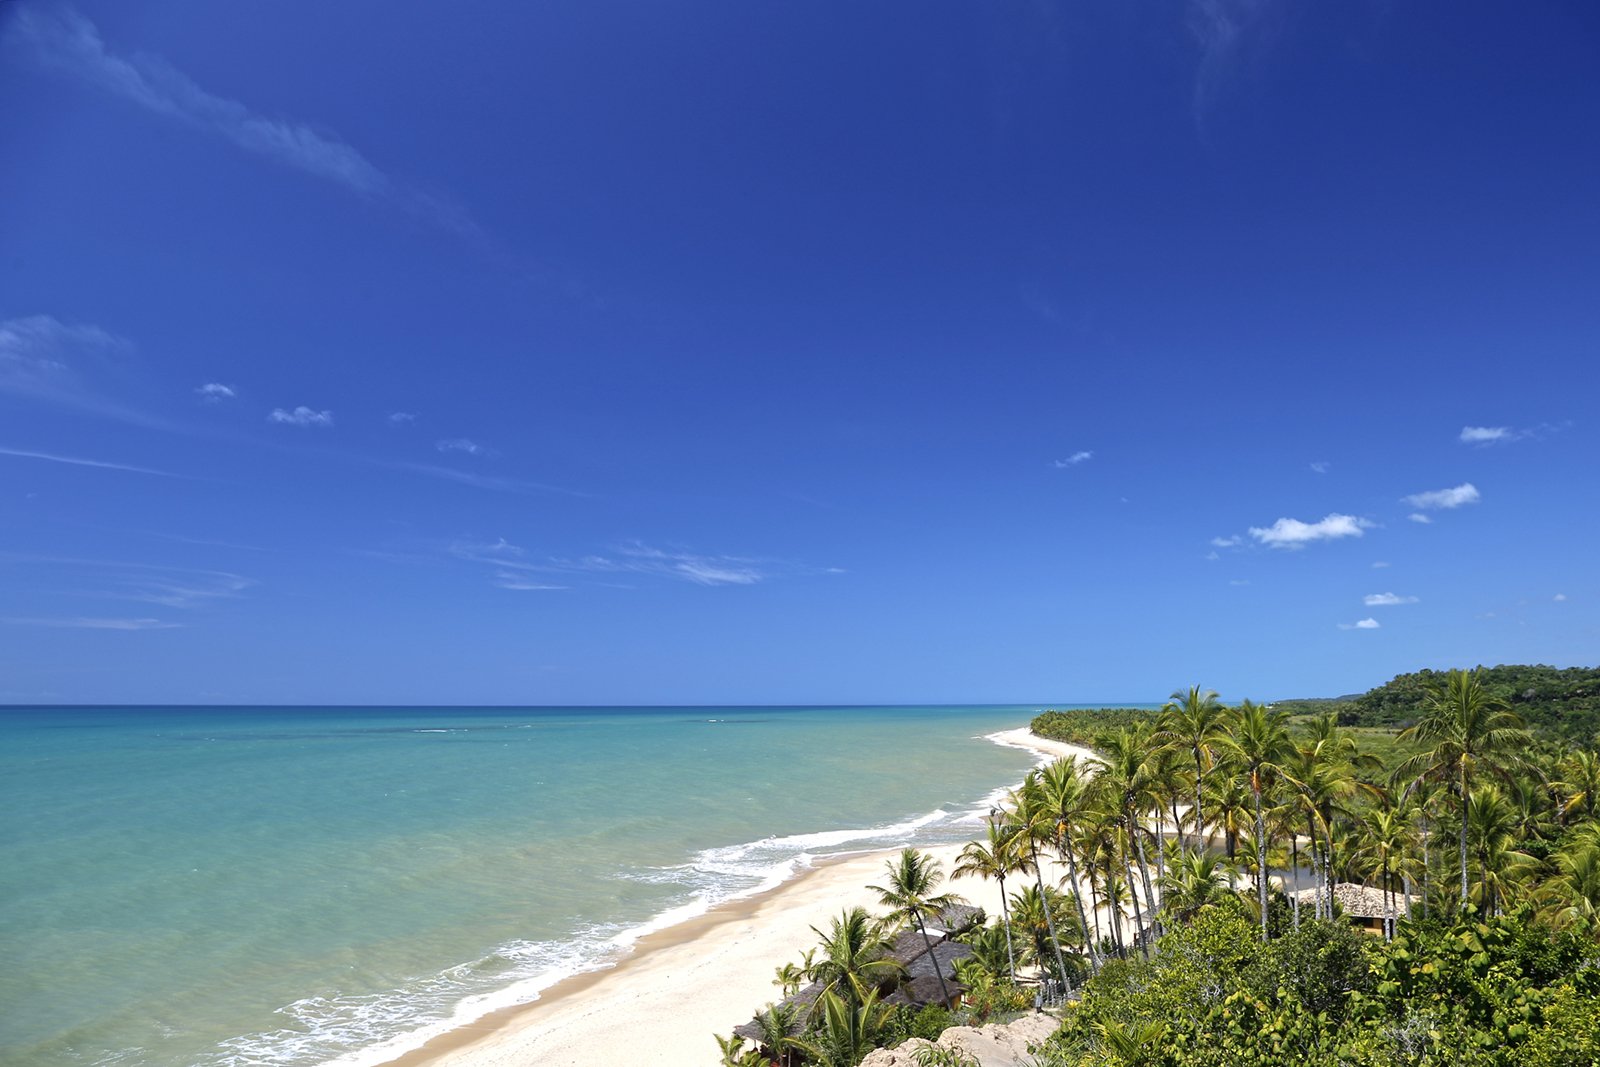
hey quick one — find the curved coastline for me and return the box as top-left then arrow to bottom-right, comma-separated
361,728 -> 1090,1067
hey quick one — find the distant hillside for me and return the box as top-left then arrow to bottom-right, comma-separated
1328,664 -> 1600,740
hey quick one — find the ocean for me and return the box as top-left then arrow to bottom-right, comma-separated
0,704 -> 1081,1067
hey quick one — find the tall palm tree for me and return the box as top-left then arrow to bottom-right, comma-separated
806,907 -> 903,1010
1218,700 -> 1293,941
1396,668 -> 1532,904
1034,756 -> 1103,969
1006,777 -> 1076,981
954,821 -> 1022,980
1283,714 -> 1381,922
1352,803 -> 1416,939
1159,848 -> 1234,924
1465,784 -> 1528,916
1541,834 -> 1600,934
1097,725 -> 1161,953
1157,686 -> 1228,850
1008,882 -> 1082,976
870,847 -> 961,1008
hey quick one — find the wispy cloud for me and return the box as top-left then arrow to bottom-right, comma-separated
449,538 -> 801,589
1404,483 -> 1480,510
1460,425 -> 1513,445
1338,618 -> 1381,631
1248,513 -> 1371,549
1210,535 -> 1243,548
196,382 -> 236,402
268,406 -> 333,427
1408,513 -> 1433,524
0,313 -> 168,426
1364,592 -> 1418,606
1186,0 -> 1276,137
1554,593 -> 1568,602
436,437 -> 498,458
15,6 -> 478,237
1372,561 -> 1390,569
1,616 -> 180,630
0,445 -> 181,478
398,463 -> 586,497
1310,461 -> 1330,474
494,571 -> 567,591
388,411 -> 416,425
1053,451 -> 1093,468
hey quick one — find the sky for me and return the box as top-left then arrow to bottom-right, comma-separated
2,1 -> 1597,706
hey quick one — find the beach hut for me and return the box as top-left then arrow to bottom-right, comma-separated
1289,882 -> 1414,935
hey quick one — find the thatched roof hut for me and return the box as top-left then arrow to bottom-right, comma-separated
1290,882 -> 1415,932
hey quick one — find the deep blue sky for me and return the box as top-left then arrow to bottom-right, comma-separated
2,1 -> 1596,705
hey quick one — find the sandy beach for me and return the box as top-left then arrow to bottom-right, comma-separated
377,729 -> 1096,1067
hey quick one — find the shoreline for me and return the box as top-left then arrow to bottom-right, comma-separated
366,727 -> 1093,1067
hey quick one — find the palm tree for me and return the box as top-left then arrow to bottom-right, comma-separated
790,988 -> 892,1067
1009,882 -> 1082,974
1555,748 -> 1600,825
1352,803 -> 1416,939
1006,778 -> 1075,982
1465,784 -> 1529,916
806,907 -> 903,1010
1097,726 -> 1161,954
751,1003 -> 803,1067
1541,834 -> 1600,934
1034,756 -> 1103,969
1218,700 -> 1293,940
1159,848 -> 1234,923
954,821 -> 1022,980
1396,668 -> 1532,904
870,847 -> 961,1008
1157,686 -> 1228,850
1283,715 -> 1381,923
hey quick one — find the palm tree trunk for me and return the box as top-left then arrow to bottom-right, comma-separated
1061,842 -> 1099,974
1132,816 -> 1158,944
1122,842 -> 1150,961
913,912 -> 952,1008
1171,799 -> 1186,856
1458,779 -> 1470,904
1291,831 -> 1301,930
1028,838 -> 1070,986
1194,751 -> 1207,849
1253,777 -> 1269,942
1421,812 -> 1430,920
997,872 -> 1017,982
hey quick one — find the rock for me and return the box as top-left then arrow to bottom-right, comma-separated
858,1014 -> 1059,1067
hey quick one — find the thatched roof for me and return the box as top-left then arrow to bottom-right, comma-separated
1290,882 -> 1414,920
928,903 -> 984,936
907,939 -> 973,982
732,981 -> 824,1043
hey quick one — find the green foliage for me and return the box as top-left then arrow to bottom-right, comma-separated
1029,708 -> 1162,747
1034,909 -> 1600,1067
910,1045 -> 981,1067
1336,664 -> 1600,740
881,1003 -> 956,1046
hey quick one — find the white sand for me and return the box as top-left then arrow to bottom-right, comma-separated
379,729 -> 1094,1067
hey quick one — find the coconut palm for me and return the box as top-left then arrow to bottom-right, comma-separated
751,1003 -> 804,1067
1396,668 -> 1532,903
1465,784 -> 1530,916
870,847 -> 962,1008
1541,837 -> 1600,934
1217,700 -> 1293,940
1554,748 -> 1600,825
1160,848 -> 1234,923
1034,756 -> 1104,969
1096,725 -> 1164,953
1009,882 -> 1083,973
1157,685 -> 1228,850
806,907 -> 903,1010
954,821 -> 1022,980
790,988 -> 892,1067
1352,804 -> 1417,939
1005,778 -> 1075,981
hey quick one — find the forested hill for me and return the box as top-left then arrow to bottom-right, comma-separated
1278,664 -> 1600,740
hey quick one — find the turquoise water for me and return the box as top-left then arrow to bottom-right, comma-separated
1,705 -> 1062,1067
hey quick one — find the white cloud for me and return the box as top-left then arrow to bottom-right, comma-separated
1248,513 -> 1372,549
268,406 -> 333,427
1408,513 -> 1433,524
0,445 -> 179,478
196,382 -> 236,402
1338,618 -> 1381,630
1372,561 -> 1391,568
1204,550 -> 1220,561
15,7 -> 477,237
1364,592 -> 1419,606
1404,483 -> 1480,510
1460,426 -> 1513,445
1,616 -> 179,630
388,411 -> 416,425
437,437 -> 497,457
1053,451 -> 1093,468
495,571 -> 566,591
1554,593 -> 1567,602
1228,579 -> 1250,586
1210,535 -> 1243,548
1310,461 -> 1330,474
